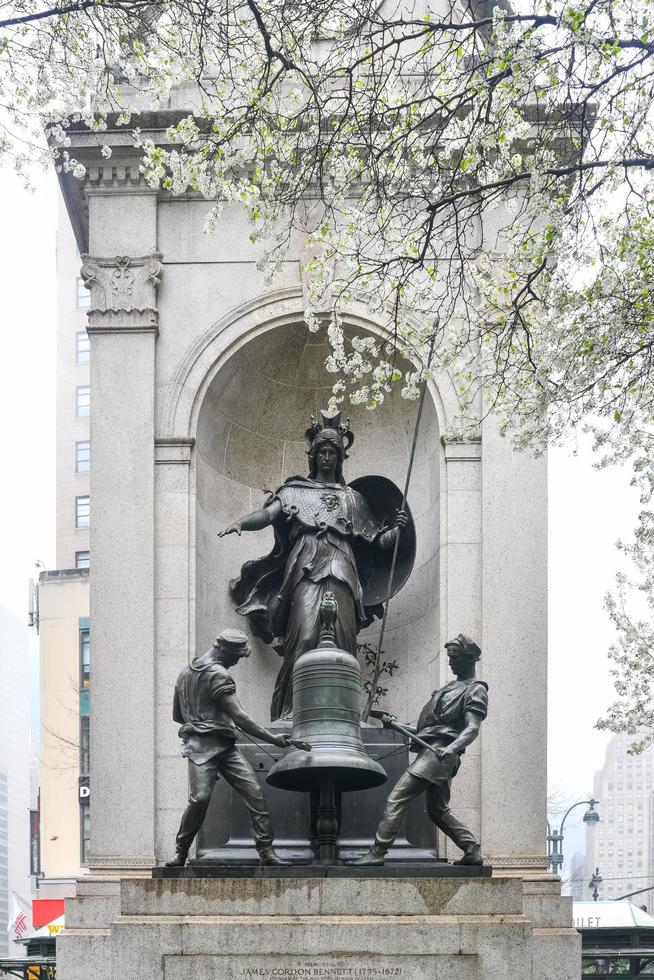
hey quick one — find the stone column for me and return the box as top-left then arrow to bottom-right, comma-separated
153,438 -> 194,863
442,439 -> 483,857
480,417 -> 548,871
82,245 -> 163,870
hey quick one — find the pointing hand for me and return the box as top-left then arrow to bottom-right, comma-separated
218,521 -> 242,537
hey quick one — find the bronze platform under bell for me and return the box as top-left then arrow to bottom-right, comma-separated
267,592 -> 387,862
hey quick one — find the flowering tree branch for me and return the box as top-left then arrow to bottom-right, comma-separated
2,0 -> 654,739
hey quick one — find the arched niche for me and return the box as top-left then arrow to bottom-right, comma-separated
195,320 -> 441,723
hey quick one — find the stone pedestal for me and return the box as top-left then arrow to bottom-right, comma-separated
58,870 -> 580,980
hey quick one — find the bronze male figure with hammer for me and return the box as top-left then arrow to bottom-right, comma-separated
351,634 -> 488,866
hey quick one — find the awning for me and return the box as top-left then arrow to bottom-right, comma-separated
27,914 -> 65,938
31,899 -> 65,929
574,901 -> 654,929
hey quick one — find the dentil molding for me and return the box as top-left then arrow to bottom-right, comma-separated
490,853 -> 550,869
89,852 -> 157,870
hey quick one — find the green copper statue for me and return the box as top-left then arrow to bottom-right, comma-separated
351,634 -> 488,866
166,628 -> 291,867
219,410 -> 416,721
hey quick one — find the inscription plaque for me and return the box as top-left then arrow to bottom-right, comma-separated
164,954 -> 479,980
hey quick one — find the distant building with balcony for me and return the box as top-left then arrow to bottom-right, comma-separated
586,735 -> 654,902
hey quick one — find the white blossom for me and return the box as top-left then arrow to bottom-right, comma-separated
2,0 -> 654,735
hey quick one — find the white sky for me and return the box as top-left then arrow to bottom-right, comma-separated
549,444 -> 641,791
0,165 -> 57,616
0,163 -> 643,844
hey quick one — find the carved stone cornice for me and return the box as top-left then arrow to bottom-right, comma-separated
80,252 -> 163,333
84,161 -> 153,192
490,854 -> 549,869
89,852 -> 156,871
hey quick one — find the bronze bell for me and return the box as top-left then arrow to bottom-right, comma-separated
267,593 -> 387,863
267,594 -> 387,794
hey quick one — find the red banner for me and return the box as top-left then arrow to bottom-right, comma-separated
32,898 -> 65,928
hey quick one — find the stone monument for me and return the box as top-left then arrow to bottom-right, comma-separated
54,100 -> 580,977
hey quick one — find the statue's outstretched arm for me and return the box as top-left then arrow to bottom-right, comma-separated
218,497 -> 283,537
221,691 -> 289,748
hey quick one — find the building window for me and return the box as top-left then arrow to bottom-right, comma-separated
76,496 -> 90,528
80,630 -> 90,689
80,715 -> 90,772
76,385 -> 90,417
80,808 -> 90,865
75,551 -> 90,569
29,808 -> 40,877
76,331 -> 90,363
76,277 -> 90,308
76,440 -> 90,473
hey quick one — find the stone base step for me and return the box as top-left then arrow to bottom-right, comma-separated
55,872 -> 581,980
154,861 -> 492,879
123,874 -> 520,917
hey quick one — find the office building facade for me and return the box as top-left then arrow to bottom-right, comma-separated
35,201 -> 91,899
586,735 -> 654,902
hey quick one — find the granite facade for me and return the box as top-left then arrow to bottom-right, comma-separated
51,99 -> 572,977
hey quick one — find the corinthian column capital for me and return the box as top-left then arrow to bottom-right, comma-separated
80,252 -> 163,333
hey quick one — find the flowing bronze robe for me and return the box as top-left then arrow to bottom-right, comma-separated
230,476 -> 387,720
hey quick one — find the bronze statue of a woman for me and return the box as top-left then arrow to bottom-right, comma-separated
219,410 -> 415,721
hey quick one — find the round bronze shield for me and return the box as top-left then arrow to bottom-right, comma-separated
349,475 -> 417,606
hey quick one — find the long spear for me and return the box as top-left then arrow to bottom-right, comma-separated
362,321 -> 438,722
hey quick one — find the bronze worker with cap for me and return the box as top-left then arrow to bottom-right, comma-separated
166,628 -> 292,867
350,634 -> 488,866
